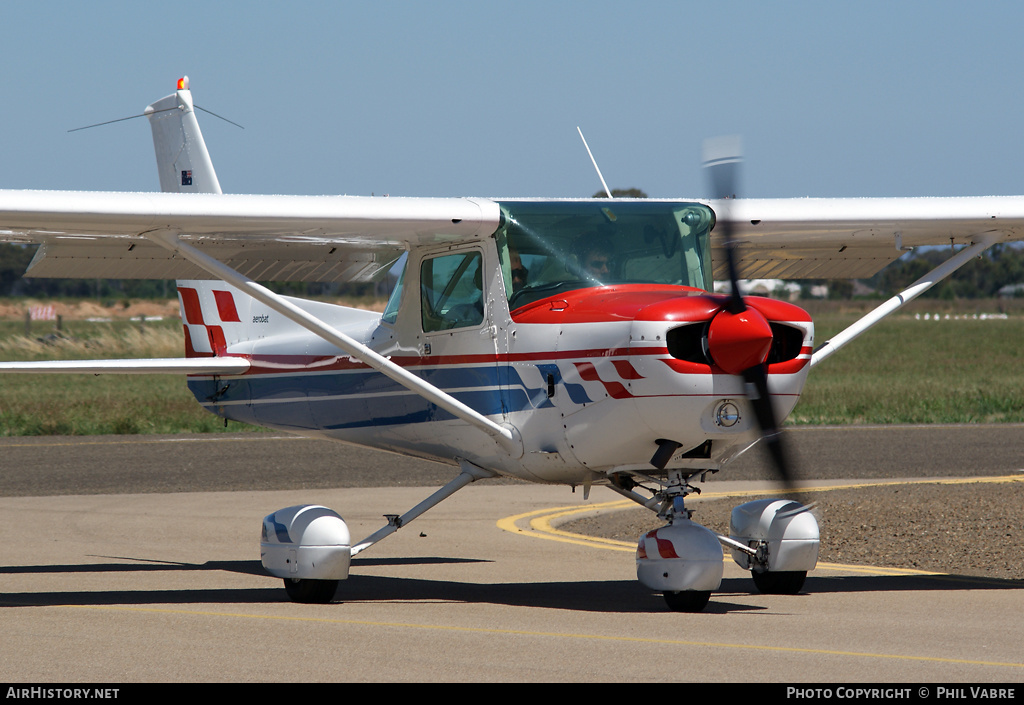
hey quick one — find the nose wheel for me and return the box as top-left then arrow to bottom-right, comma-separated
751,570 -> 806,595
630,474 -> 725,612
663,589 -> 711,613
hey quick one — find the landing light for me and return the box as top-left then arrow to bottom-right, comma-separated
715,400 -> 740,427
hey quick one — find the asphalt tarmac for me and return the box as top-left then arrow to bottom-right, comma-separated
3,423 -> 1023,496
1,426 -> 1023,682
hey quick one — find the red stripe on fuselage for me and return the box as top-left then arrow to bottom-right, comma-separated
215,346 -> 809,378
235,348 -> 665,374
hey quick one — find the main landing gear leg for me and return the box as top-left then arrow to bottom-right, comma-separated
349,459 -> 497,557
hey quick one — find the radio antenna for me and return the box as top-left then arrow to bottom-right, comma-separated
577,126 -> 612,198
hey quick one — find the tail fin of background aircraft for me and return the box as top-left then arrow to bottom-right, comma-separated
145,76 -> 222,194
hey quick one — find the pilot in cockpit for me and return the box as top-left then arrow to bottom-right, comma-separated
575,236 -> 613,282
509,248 -> 529,293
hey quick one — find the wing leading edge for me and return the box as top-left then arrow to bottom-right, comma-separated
3,191 -> 1024,283
708,195 -> 1024,280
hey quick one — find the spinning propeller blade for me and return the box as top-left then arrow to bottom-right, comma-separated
702,137 -> 797,492
702,135 -> 744,314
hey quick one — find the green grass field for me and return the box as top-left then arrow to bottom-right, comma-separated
794,312 -> 1024,424
0,319 -> 241,435
0,307 -> 1021,435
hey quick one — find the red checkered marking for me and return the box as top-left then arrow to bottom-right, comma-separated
213,289 -> 242,322
574,361 -> 634,399
641,529 -> 680,560
178,286 -> 237,357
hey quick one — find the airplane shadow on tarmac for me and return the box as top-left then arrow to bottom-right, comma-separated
0,557 -> 1021,614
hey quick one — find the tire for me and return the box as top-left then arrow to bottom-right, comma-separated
283,578 -> 339,604
663,590 -> 711,612
751,570 -> 806,595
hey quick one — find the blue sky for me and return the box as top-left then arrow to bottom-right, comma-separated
3,1 -> 1024,200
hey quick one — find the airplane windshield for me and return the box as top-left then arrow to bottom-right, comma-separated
495,200 -> 714,310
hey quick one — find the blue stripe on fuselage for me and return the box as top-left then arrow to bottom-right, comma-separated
188,363 -> 593,430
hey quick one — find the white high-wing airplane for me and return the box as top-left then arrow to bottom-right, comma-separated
2,78 -> 1023,611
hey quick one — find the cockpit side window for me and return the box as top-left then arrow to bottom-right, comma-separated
420,250 -> 485,332
381,255 -> 407,325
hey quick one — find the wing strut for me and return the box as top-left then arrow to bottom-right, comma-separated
146,231 -> 523,456
810,234 -> 999,368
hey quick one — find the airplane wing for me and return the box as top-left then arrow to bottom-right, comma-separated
3,191 -> 1024,283
709,196 -> 1024,280
0,190 -> 501,282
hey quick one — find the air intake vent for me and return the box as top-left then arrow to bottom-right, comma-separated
766,323 -> 804,364
666,323 -> 710,365
668,321 -> 803,366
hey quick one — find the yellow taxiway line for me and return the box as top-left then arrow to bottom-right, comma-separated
497,475 -> 1024,578
49,604 -> 1023,670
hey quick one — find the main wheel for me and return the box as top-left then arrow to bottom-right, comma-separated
283,578 -> 339,604
751,570 -> 806,595
663,590 -> 711,612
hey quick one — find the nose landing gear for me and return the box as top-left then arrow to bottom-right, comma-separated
610,469 -> 819,611
620,470 -> 723,612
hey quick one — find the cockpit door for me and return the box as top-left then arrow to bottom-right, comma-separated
415,245 -> 508,423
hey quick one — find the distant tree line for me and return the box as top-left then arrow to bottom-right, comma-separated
866,244 -> 1024,299
810,244 -> 1024,300
593,188 -> 648,198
